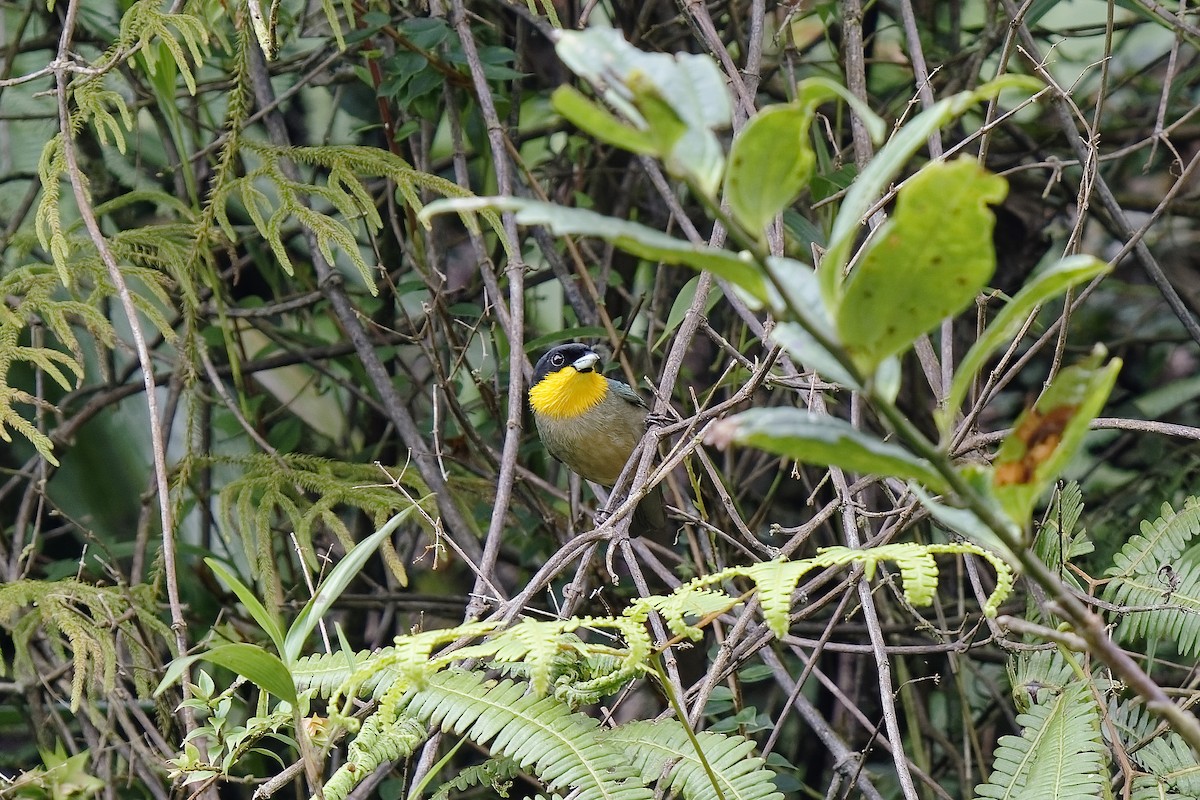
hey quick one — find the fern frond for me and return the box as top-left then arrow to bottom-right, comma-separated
432,756 -> 521,800
117,0 -> 210,95
398,670 -> 655,800
742,558 -> 821,638
1110,701 -> 1200,800
35,136 -> 72,284
295,647 -> 399,699
482,620 -> 578,697
320,622 -> 503,707
973,680 -> 1107,800
743,542 -> 1014,637
605,721 -> 783,800
638,588 -> 741,642
1008,650 -> 1076,712
322,715 -> 427,800
72,78 -> 134,154
213,454 -> 431,603
220,141 -> 512,295
0,580 -> 174,710
1107,499 -> 1200,579
1104,499 -> 1200,656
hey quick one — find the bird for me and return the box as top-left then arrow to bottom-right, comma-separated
528,343 -> 668,536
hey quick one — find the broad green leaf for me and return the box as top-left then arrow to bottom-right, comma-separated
556,29 -> 731,132
554,28 -> 729,196
284,504 -> 420,664
820,75 -> 1042,308
725,78 -> 883,237
771,321 -> 859,388
630,74 -> 724,196
706,407 -> 949,493
837,157 -> 1008,373
206,558 -> 286,654
725,105 -> 817,235
793,77 -> 887,144
418,197 -> 769,303
551,86 -> 657,155
554,28 -> 648,124
992,349 -> 1122,526
939,255 -> 1111,437
157,644 -> 297,705
628,77 -> 689,157
663,50 -> 732,131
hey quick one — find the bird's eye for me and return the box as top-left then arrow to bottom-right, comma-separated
551,354 -> 564,365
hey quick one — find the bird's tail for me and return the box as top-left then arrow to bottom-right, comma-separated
633,483 -> 670,540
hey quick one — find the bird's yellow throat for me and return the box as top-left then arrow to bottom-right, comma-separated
529,367 -> 607,419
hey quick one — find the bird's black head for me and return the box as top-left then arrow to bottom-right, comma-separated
532,343 -> 600,385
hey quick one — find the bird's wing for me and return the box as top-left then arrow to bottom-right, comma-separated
608,378 -> 649,410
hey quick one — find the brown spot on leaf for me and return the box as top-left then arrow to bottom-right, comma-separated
994,404 -> 1078,487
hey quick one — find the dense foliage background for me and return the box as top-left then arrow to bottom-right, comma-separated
3,0 -> 1200,799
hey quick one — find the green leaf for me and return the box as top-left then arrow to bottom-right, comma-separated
725,105 -> 817,235
205,558 -> 286,655
284,504 -> 420,664
771,321 -> 858,389
159,644 -> 297,705
725,76 -> 885,237
992,349 -> 1122,526
837,157 -> 1008,373
554,28 -> 729,196
552,86 -> 658,155
820,75 -> 1042,309
706,407 -> 950,493
939,255 -> 1111,437
418,197 -> 769,303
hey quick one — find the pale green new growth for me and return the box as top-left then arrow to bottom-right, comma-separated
233,543 -> 1014,800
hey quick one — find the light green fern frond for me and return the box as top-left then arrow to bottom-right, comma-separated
214,454 -> 431,602
215,141 -> 511,295
1107,499 -> 1200,578
606,721 -> 782,800
294,647 -> 403,700
0,580 -> 174,711
0,263 -> 125,464
35,136 -> 71,284
483,619 -> 580,697
741,558 -> 815,639
638,587 -> 741,642
432,757 -> 521,800
1104,498 -> 1200,656
973,680 -> 1107,800
1008,650 -> 1076,713
72,78 -> 134,154
323,715 -> 427,800
321,622 -> 502,707
117,0 -> 209,95
743,543 -> 1014,637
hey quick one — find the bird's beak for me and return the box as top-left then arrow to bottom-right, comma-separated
572,352 -> 601,373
